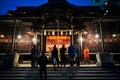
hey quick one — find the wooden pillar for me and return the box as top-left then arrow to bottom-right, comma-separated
11,13 -> 16,52
99,18 -> 104,52
71,25 -> 74,45
41,25 -> 45,51
56,19 -> 60,53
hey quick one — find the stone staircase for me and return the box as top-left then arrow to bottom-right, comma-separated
0,67 -> 120,80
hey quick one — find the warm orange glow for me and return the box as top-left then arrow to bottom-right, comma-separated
46,36 -> 70,52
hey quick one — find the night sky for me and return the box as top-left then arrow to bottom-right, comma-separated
0,0 -> 107,15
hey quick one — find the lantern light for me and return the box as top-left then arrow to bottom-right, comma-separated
44,30 -> 46,35
61,31 -> 63,35
69,30 -> 72,35
0,35 -> 4,38
95,34 -> 99,38
17,35 -> 21,39
112,34 -> 116,37
52,31 -> 55,35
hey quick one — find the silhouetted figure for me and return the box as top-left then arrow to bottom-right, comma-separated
52,45 -> 59,70
83,47 -> 90,64
68,44 -> 75,66
31,45 -> 39,68
38,50 -> 48,80
60,44 -> 66,67
75,45 -> 81,66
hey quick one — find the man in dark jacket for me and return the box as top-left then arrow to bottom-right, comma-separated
38,50 -> 48,80
60,44 -> 66,67
75,45 -> 81,66
68,44 -> 75,66
31,45 -> 39,68
52,45 -> 59,70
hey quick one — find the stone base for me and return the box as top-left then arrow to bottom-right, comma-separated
102,63 -> 115,68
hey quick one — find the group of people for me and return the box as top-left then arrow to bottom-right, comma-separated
51,44 -> 90,69
51,44 -> 67,70
30,44 -> 90,80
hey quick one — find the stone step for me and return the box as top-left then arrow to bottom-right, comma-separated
47,77 -> 120,80
0,73 -> 119,76
1,67 -> 118,71
0,67 -> 119,80
0,76 -> 120,80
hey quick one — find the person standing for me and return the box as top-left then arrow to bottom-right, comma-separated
38,50 -> 48,80
75,45 -> 81,66
68,44 -> 75,67
31,45 -> 39,68
60,44 -> 66,67
83,47 -> 90,64
51,45 -> 59,70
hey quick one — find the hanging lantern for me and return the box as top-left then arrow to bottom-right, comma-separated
17,35 -> 21,39
44,30 -> 46,35
61,31 -> 63,35
69,30 -> 72,35
52,31 -> 55,35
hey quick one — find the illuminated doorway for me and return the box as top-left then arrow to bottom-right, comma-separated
46,35 -> 70,52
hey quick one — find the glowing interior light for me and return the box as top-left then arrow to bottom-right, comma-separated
0,35 -> 4,38
69,30 -> 72,35
79,37 -> 83,42
44,30 -> 46,35
52,31 -> 55,35
61,31 -> 63,35
17,35 -> 21,39
112,34 -> 116,37
32,37 -> 37,43
95,34 -> 99,38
